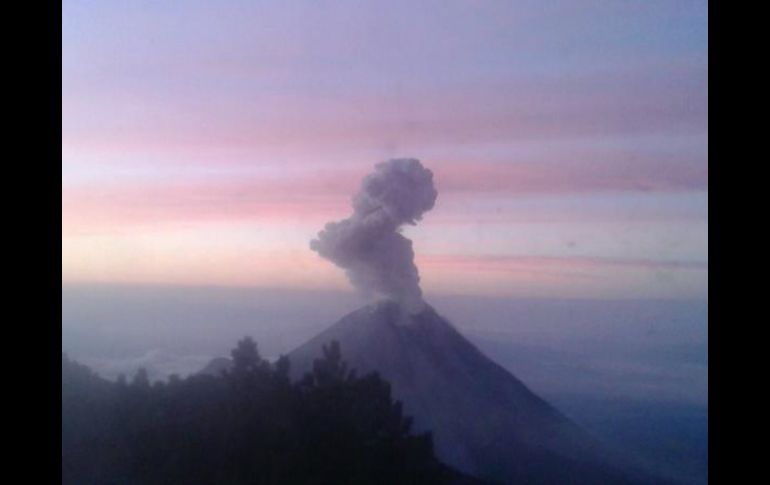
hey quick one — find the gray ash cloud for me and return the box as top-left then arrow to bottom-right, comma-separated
311,159 -> 437,313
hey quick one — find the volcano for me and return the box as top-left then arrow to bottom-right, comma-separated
285,300 -> 661,485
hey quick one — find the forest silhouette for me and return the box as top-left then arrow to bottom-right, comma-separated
62,338 -> 482,485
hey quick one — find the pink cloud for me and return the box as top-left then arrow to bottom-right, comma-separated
432,155 -> 707,195
62,66 -> 707,157
419,254 -> 708,274
62,152 -> 706,234
62,177 -> 351,234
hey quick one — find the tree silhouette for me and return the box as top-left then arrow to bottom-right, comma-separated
231,336 -> 262,373
131,367 -> 150,388
61,338 -> 469,485
310,340 -> 357,385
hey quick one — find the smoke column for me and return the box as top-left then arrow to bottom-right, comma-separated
311,159 -> 437,313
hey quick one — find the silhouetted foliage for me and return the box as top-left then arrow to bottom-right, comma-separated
62,340 -> 468,485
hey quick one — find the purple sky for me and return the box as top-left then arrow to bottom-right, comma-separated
62,0 -> 708,299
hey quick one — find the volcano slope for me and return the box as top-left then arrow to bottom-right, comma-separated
287,300 -> 667,485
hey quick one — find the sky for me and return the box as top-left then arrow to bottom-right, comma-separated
62,0 -> 708,300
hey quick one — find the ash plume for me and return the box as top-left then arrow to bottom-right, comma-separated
310,159 -> 437,313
